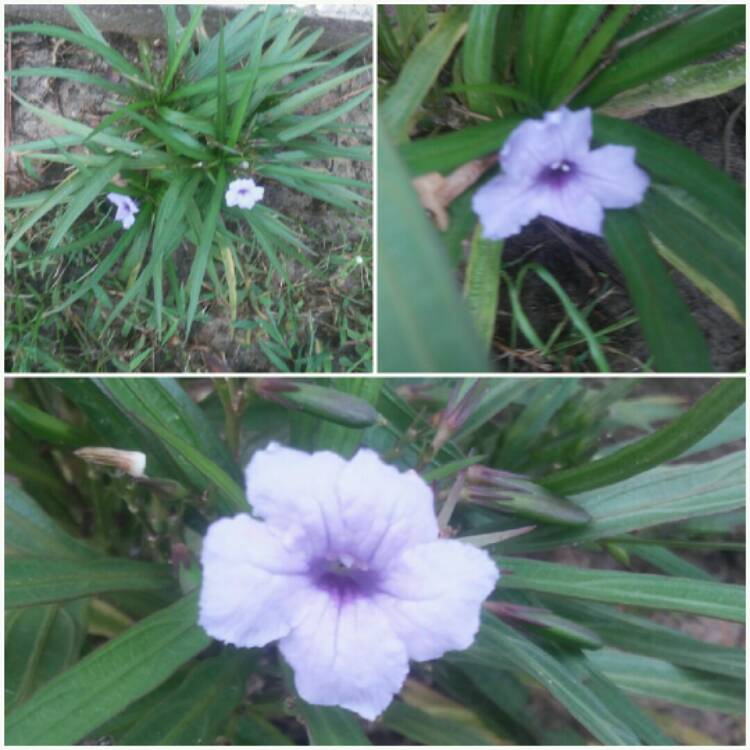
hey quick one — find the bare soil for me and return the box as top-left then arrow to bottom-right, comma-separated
494,89 -> 745,372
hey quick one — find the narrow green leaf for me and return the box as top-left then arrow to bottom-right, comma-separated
462,6 -> 502,115
185,167 -> 228,338
215,23 -> 228,142
295,703 -> 371,746
495,555 -> 745,622
118,651 -> 248,743
128,410 -> 246,515
6,557 -> 175,608
6,396 -> 87,446
377,122 -> 488,372
6,601 -> 87,711
603,209 -> 712,372
381,8 -> 468,141
543,598 -> 745,680
587,649 -> 745,714
5,483 -> 96,560
7,66 -> 129,95
6,23 -> 143,80
162,5 -> 205,92
541,379 -> 744,494
576,5 -> 745,107
278,88 -> 372,142
463,224 -> 502,353
5,593 -> 210,746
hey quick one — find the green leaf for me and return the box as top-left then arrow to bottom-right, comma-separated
294,703 -> 371,745
5,593 -> 210,745
377,123 -> 488,372
462,6 -> 502,116
6,23 -> 144,81
162,5 -> 205,93
603,209 -> 712,372
95,378 -> 239,481
7,66 -> 129,95
639,185 -> 744,324
129,409 -> 246,515
381,700 -> 497,745
6,600 -> 87,711
541,379 -> 744,494
5,483 -> 96,560
509,451 -> 745,551
495,555 -> 745,622
5,395 -> 87,446
381,8 -> 468,141
543,598 -> 745,680
587,649 -> 745,715
463,614 -> 640,744
185,166 -> 228,338
118,651 -> 249,743
599,55 -> 745,118
6,557 -> 175,608
463,225 -> 502,352
575,5 -> 745,108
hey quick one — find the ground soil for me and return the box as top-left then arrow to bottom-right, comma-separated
5,22 -> 372,373
493,88 -> 746,372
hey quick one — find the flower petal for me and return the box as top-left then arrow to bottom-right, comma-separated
245,443 -> 348,556
577,144 -> 650,209
279,588 -> 409,720
472,174 -> 542,240
198,514 -> 312,647
537,179 -> 605,236
501,107 -> 592,180
373,540 -> 499,661
333,449 -> 439,567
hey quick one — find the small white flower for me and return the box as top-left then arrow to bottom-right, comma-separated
355,255 -> 364,265
225,178 -> 264,210
107,193 -> 139,229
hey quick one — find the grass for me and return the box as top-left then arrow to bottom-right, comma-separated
5,204 -> 372,373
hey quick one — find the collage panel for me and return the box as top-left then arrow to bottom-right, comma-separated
377,4 -> 745,374
5,4 -> 373,374
5,376 -> 746,745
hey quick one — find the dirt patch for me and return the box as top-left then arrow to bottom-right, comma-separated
491,89 -> 745,372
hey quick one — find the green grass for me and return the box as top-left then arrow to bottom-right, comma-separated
5,205 -> 372,373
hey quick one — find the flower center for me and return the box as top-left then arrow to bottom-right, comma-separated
539,159 -> 576,187
311,555 -> 380,603
238,188 -> 248,195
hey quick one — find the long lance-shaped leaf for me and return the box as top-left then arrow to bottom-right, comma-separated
603,209 -> 712,372
185,167 -> 228,338
381,8 -> 468,141
5,593 -> 210,745
6,557 -> 175,608
495,555 -> 745,622
540,378 -> 744,495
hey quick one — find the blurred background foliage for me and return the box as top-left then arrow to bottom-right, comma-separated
377,5 -> 745,373
4,376 -> 746,744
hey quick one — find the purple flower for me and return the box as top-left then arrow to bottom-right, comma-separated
198,443 -> 498,719
106,192 -> 139,229
225,177 -> 264,210
472,107 -> 650,240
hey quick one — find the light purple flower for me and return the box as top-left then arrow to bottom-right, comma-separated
198,443 -> 499,720
225,177 -> 264,210
472,107 -> 650,240
106,193 -> 139,229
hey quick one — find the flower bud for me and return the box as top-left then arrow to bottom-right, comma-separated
464,465 -> 591,527
74,447 -> 146,478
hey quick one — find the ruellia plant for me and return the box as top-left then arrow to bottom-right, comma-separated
5,377 -> 745,744
377,5 -> 745,373
5,5 -> 371,364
